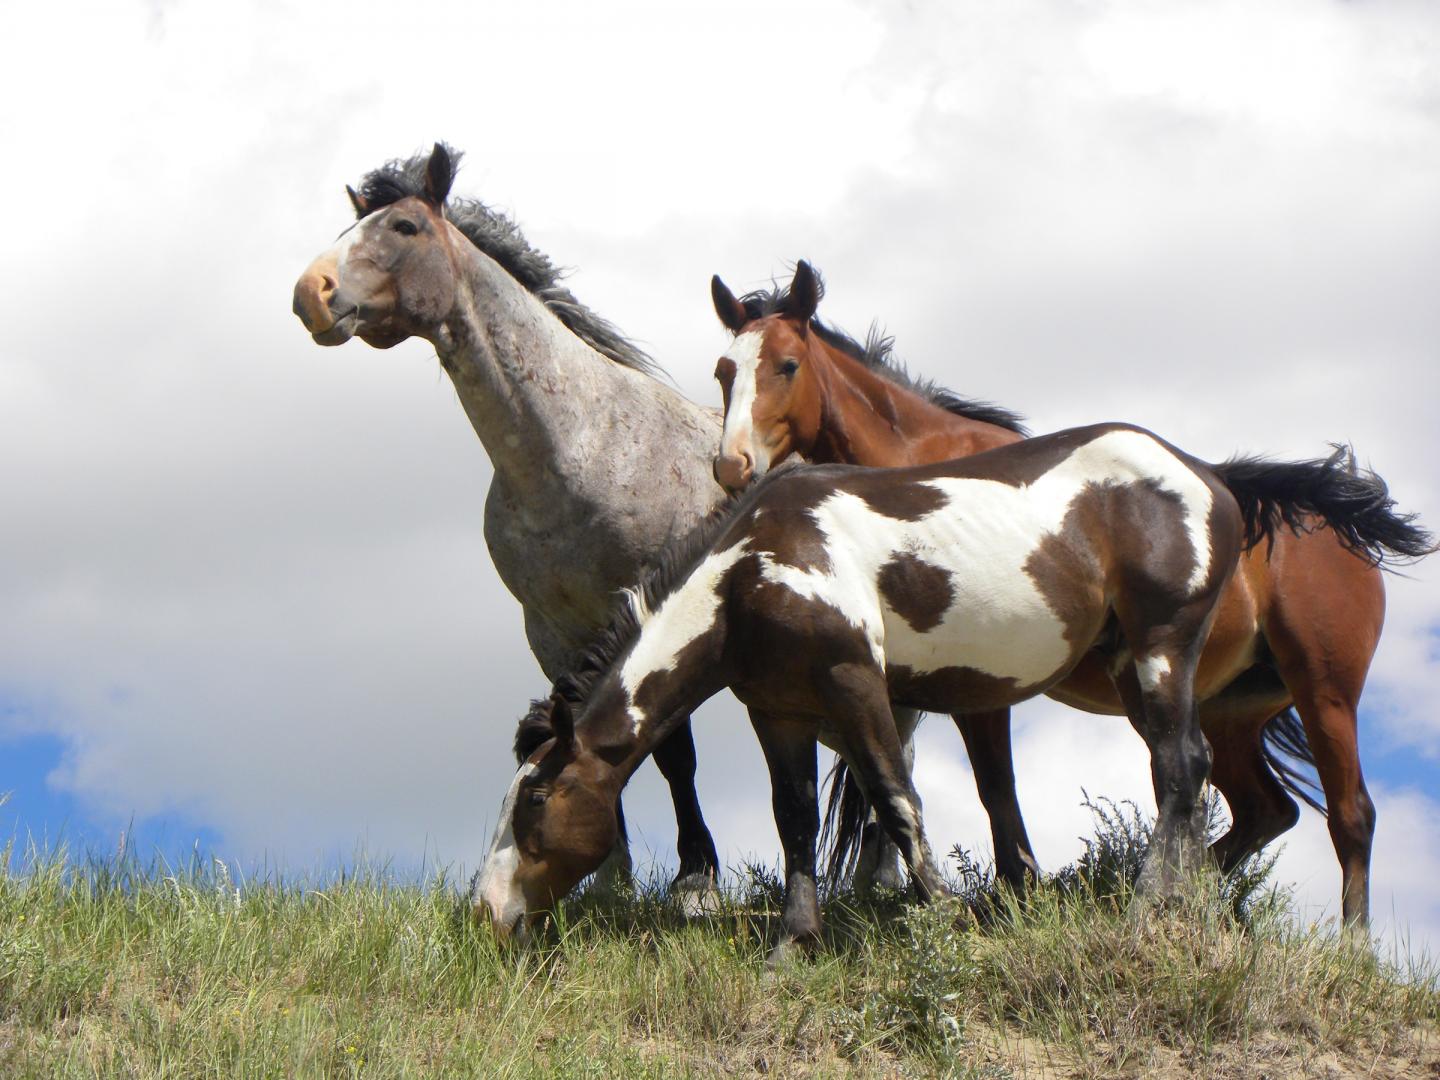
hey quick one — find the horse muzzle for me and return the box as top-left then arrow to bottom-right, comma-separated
473,896 -> 529,943
714,451 -> 756,495
292,260 -> 357,345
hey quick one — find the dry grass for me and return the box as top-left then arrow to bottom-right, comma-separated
1,810 -> 1436,1079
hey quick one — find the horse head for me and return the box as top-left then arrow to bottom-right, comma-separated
471,694 -> 622,940
292,143 -> 465,350
709,261 -> 826,494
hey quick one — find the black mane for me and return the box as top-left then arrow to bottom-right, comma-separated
356,146 -> 661,378
513,465 -> 804,762
739,277 -> 1029,435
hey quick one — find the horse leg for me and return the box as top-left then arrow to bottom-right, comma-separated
852,706 -> 918,892
1263,627 -> 1378,928
954,707 -> 1039,889
748,709 -> 823,962
1200,707 -> 1298,873
821,664 -> 948,901
1109,606 -> 1213,901
1287,684 -> 1375,929
651,719 -> 722,901
1259,539 -> 1383,929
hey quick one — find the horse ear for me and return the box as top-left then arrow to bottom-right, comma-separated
785,260 -> 821,324
423,142 -> 454,207
346,184 -> 369,218
549,693 -> 575,748
711,275 -> 748,333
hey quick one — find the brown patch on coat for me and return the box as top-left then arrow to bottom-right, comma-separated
877,553 -> 954,632
886,663 -> 1033,715
743,467 -> 844,574
1022,487 -> 1110,649
857,482 -> 949,522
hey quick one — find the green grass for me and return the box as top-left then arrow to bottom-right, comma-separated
2,807 -> 1436,1078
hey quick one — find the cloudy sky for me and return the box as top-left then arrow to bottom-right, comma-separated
2,0 -> 1437,954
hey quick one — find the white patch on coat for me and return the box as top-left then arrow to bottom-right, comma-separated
618,541 -> 749,732
890,795 -> 921,836
718,331 -> 769,475
756,429 -> 1215,691
472,762 -> 536,931
1136,654 -> 1173,693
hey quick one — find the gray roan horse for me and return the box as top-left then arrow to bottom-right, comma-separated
473,421 -> 1410,956
292,143 -> 730,893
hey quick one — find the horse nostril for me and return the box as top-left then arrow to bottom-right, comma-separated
738,451 -> 754,484
473,900 -> 506,937
714,452 -> 755,494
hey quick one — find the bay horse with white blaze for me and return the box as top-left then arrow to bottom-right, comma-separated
709,261 -> 1434,926
475,420 -> 1406,955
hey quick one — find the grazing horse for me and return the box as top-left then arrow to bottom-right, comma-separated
291,143 -> 730,893
709,261 -> 1435,926
476,421 -> 1421,955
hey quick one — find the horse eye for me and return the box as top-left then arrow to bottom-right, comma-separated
779,359 -> 800,377
392,219 -> 419,236
527,789 -> 548,806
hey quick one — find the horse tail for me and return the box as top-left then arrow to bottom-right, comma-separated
1211,446 -> 1435,568
818,756 -> 870,884
1260,707 -> 1327,816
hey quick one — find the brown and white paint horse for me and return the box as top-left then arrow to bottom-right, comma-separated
709,261 -> 1435,926
473,420 -> 1409,955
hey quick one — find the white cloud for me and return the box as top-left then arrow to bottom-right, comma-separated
0,0 -> 1436,958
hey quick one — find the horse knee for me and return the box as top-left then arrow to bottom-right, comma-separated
1329,787 -> 1376,853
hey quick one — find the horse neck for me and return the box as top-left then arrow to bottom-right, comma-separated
807,337 -> 1019,466
435,244 -> 679,493
588,550 -> 740,777
585,639 -> 729,784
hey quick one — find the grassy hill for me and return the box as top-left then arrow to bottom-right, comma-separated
2,803 -> 1436,1078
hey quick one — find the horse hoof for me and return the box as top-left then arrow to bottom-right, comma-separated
765,938 -> 811,971
671,873 -> 721,919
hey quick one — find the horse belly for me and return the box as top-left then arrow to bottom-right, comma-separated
878,547 -> 1102,714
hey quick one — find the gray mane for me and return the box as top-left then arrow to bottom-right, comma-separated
740,279 -> 1029,436
356,147 -> 661,378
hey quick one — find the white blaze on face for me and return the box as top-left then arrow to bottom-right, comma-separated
618,541 -> 749,733
472,762 -> 536,933
719,331 -> 770,475
327,217 -> 371,284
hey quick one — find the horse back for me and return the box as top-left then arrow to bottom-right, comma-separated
727,424 -> 1243,712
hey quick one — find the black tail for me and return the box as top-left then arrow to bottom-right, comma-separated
818,757 -> 869,885
1260,707 -> 1326,816
1212,446 -> 1434,568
